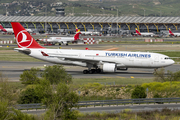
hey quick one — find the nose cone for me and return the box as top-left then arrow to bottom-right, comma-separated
171,59 -> 175,65
168,59 -> 175,66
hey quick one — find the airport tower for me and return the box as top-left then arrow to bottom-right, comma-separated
55,2 -> 65,16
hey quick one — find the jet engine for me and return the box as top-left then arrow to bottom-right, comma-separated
102,63 -> 116,72
62,41 -> 67,44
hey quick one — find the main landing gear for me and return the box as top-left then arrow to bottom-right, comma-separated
83,68 -> 102,74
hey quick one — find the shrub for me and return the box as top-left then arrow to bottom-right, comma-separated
131,85 -> 147,99
41,65 -> 72,85
153,93 -> 162,98
116,88 -> 120,92
20,68 -> 41,84
18,87 -> 42,104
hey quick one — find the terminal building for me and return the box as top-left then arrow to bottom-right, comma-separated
0,16 -> 180,34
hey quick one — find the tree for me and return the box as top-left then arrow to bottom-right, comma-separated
131,85 -> 147,99
0,72 -> 18,105
44,83 -> 79,120
35,79 -> 53,105
11,108 -> 37,120
153,68 -> 167,82
18,79 -> 52,104
18,87 -> 42,104
154,68 -> 180,82
20,68 -> 41,84
41,65 -> 72,85
0,98 -> 37,120
0,100 -> 12,120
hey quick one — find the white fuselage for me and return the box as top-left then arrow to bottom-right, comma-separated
15,48 -> 174,69
139,32 -> 154,36
81,31 -> 100,35
3,28 -> 32,33
40,37 -> 74,44
170,33 -> 180,36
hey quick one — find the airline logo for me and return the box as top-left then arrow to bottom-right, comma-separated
136,28 -> 141,35
169,28 -> 174,36
0,24 -> 7,32
74,32 -> 81,40
106,52 -> 151,58
16,30 -> 33,48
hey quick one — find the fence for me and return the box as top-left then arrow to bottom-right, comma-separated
77,97 -> 180,107
16,98 -> 180,110
15,103 -> 46,110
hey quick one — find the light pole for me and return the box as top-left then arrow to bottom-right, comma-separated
117,9 -> 118,35
160,10 -> 162,17
144,9 -> 145,17
45,6 -> 47,33
72,7 -> 74,16
87,10 -> 89,16
6,6 -> 7,16
102,8 -> 104,16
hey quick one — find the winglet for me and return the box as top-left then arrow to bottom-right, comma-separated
41,51 -> 49,56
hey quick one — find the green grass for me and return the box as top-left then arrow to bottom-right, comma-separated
0,49 -> 42,62
157,51 -> 180,63
72,78 -> 153,86
157,51 -> 180,57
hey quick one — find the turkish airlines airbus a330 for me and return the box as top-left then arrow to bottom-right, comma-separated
12,22 -> 174,74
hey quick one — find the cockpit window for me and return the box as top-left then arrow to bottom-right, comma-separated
164,57 -> 171,60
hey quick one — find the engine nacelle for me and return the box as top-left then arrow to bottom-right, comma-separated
102,63 -> 116,72
63,41 -> 67,44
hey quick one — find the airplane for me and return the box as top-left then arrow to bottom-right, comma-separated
169,28 -> 180,37
12,22 -> 174,74
0,24 -> 32,34
77,28 -> 100,36
39,27 -> 81,45
135,28 -> 155,37
80,31 -> 100,36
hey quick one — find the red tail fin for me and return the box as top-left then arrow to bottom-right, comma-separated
74,32 -> 81,40
11,22 -> 44,48
136,28 -> 141,35
0,24 -> 7,32
169,28 -> 174,36
0,24 -> 4,29
76,27 -> 78,32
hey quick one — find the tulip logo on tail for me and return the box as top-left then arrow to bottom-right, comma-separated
169,28 -> 174,36
16,30 -> 33,48
136,28 -> 141,35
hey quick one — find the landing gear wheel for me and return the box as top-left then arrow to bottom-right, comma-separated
89,70 -> 93,74
59,43 -> 61,45
89,69 -> 95,74
66,43 -> 68,46
83,70 -> 88,74
96,69 -> 101,73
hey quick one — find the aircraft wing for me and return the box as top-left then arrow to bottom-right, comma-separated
47,54 -> 118,64
54,55 -> 126,67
